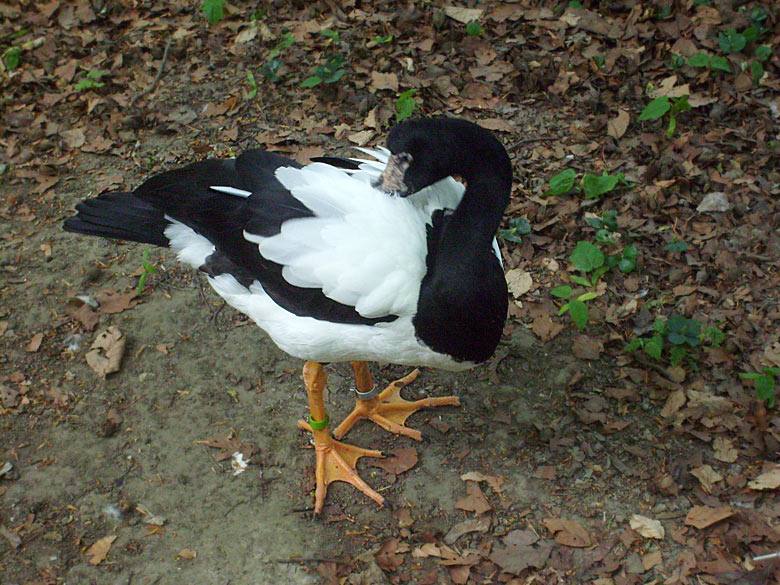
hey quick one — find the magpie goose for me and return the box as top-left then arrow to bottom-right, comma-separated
63,117 -> 512,514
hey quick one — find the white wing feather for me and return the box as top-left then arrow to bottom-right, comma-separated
252,163 -> 429,318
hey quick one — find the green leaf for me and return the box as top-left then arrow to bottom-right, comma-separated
742,26 -> 759,44
551,285 -> 573,299
718,29 -> 746,54
570,241 -> 604,273
626,339 -> 642,352
645,336 -> 663,360
300,75 -> 322,87
740,372 -> 765,380
569,274 -> 592,287
754,45 -> 771,62
74,78 -> 105,91
3,46 -> 21,71
200,0 -> 225,25
568,300 -> 589,330
547,168 -> 576,196
665,239 -> 689,253
751,60 -> 764,85
320,29 -> 339,42
590,266 -> 609,283
686,53 -> 711,68
582,172 -> 619,199
601,210 -> 618,232
260,57 -> 282,81
577,291 -> 598,302
669,346 -> 687,366
709,56 -> 731,72
670,95 -> 691,115
508,216 -> 532,234
639,97 -> 670,121
666,115 -> 677,139
246,71 -> 258,98
754,375 -> 776,407
372,34 -> 393,44
465,21 -> 484,36
703,327 -> 724,347
323,68 -> 346,83
395,89 -> 418,122
618,257 -> 636,273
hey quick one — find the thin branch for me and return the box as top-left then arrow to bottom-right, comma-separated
130,36 -> 174,108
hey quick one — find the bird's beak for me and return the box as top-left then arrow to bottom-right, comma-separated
373,153 -> 412,196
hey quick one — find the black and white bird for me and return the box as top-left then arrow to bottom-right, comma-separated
64,117 -> 512,514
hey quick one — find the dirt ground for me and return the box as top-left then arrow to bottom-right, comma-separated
3,1 -> 780,584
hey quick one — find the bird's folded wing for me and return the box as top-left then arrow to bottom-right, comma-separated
245,163 -> 427,319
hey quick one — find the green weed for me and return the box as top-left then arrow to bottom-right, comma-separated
740,368 -> 778,407
395,89 -> 418,122
136,248 -> 158,295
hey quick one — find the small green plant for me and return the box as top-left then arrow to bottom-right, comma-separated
685,53 -> 731,73
664,239 -> 689,254
301,55 -> 346,87
320,29 -> 340,43
545,168 -> 630,199
465,21 -> 484,36
395,89 -> 418,122
201,0 -> 225,25
639,94 -> 690,138
740,367 -> 779,407
370,34 -> 393,45
136,248 -> 158,295
552,286 -> 596,331
626,314 -> 724,367
260,32 -> 294,82
3,46 -> 21,71
499,217 -> 531,244
246,71 -> 258,99
74,70 -> 109,91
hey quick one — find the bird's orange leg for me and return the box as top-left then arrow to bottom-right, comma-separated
296,361 -> 385,516
331,361 -> 461,442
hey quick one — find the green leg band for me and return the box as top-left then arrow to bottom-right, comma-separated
309,413 -> 329,431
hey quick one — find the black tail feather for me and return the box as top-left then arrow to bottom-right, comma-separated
63,191 -> 170,247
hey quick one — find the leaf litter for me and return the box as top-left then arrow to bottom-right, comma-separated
2,0 -> 780,583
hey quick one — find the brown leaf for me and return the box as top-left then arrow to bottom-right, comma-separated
505,269 -> 533,299
61,128 -> 86,149
629,514 -> 665,539
543,518 -> 592,547
571,335 -> 603,360
370,71 -> 398,92
460,471 -> 505,493
443,6 -> 483,23
26,332 -> 43,352
607,109 -> 630,139
691,465 -> 723,493
531,314 -> 563,342
489,529 -> 552,573
85,327 -> 125,378
684,505 -> 734,530
176,548 -> 197,560
373,448 -> 418,475
455,481 -> 492,514
96,289 -> 139,314
443,517 -> 490,545
747,466 -> 780,491
375,538 -> 404,572
86,534 -> 117,565
713,436 -> 738,463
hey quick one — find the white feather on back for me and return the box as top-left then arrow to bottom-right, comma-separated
251,163 -> 430,319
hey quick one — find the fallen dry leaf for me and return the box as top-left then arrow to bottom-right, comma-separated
443,517 -> 491,545
571,334 -> 603,360
455,481 -> 492,514
373,447 -> 418,475
85,326 -> 126,378
460,471 -> 505,493
177,548 -> 197,560
26,332 -> 43,352
607,109 -> 630,139
85,534 -> 117,565
443,6 -> 483,23
489,529 -> 552,573
747,466 -> 780,491
543,518 -> 592,547
629,514 -> 665,539
713,436 -> 738,463
691,465 -> 723,493
95,289 -> 139,314
684,505 -> 734,530
505,268 -> 533,299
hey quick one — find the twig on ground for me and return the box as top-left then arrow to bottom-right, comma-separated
508,136 -> 557,150
130,36 -> 174,108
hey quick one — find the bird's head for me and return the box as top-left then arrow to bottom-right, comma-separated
375,117 -> 510,197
